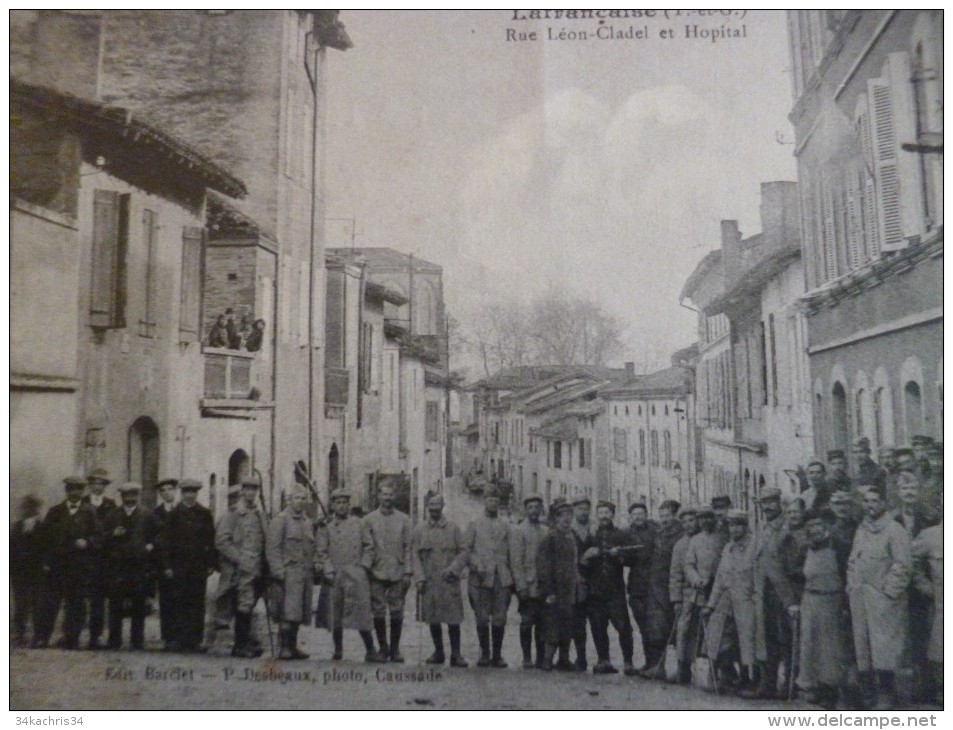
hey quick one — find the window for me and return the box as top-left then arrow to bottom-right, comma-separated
904,381 -> 924,440
664,404 -> 669,416
760,321 -> 768,407
768,314 -> 778,405
873,387 -> 884,448
855,389 -> 865,440
179,227 -> 203,340
638,430 -> 645,465
90,190 -> 130,328
578,437 -> 586,468
613,428 -> 627,463
614,406 -> 618,416
553,441 -> 562,469
140,209 -> 158,336
831,382 -> 849,450
567,442 -> 573,471
425,401 -> 439,442
651,405 -> 656,416
663,430 -> 672,469
651,430 -> 659,467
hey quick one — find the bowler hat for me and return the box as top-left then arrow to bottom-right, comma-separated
118,481 -> 142,494
87,468 -> 111,485
63,476 -> 86,489
627,500 -> 647,513
178,479 -> 203,492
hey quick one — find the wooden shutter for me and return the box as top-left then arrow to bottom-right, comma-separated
822,180 -> 838,280
846,174 -> 863,269
325,269 -> 344,367
142,209 -> 158,331
179,226 -> 203,339
90,190 -> 129,328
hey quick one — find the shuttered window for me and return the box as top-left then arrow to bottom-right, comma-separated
613,428 -> 627,464
179,226 -> 203,340
868,69 -> 904,251
140,209 -> 158,336
90,190 -> 130,329
822,181 -> 838,281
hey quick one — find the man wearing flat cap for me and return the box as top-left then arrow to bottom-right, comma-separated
669,504 -> 700,683
461,486 -> 514,667
537,501 -> 582,671
216,476 -> 269,658
510,495 -> 549,668
570,496 -> 595,672
34,476 -> 101,650
159,480 -> 215,652
316,490 -> 378,662
145,479 -> 179,648
82,468 -> 116,650
101,482 -> 152,650
582,500 -> 638,675
742,488 -> 799,699
624,501 -> 657,670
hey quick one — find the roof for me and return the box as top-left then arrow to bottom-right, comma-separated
472,366 -> 570,391
366,280 -> 408,305
679,250 -> 722,301
534,414 -> 579,442
12,78 -> 246,199
600,366 -> 693,398
327,247 -> 442,272
706,247 -> 801,315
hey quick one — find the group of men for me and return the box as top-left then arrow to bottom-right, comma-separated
11,435 -> 942,711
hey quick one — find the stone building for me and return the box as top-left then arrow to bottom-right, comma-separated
787,11 -> 943,455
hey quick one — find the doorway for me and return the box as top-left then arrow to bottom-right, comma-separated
128,417 -> 160,509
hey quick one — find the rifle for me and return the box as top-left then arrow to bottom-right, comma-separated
293,461 -> 329,520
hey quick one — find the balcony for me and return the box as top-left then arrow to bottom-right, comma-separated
325,366 -> 349,418
201,347 -> 272,416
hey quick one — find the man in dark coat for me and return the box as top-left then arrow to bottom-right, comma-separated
852,437 -> 887,491
102,483 -> 153,650
12,494 -> 44,647
145,478 -> 178,649
81,468 -> 116,650
159,479 -> 216,653
510,495 -> 548,669
802,460 -> 832,511
828,490 -> 859,553
537,502 -> 581,671
827,450 -> 852,493
922,442 -> 943,516
638,499 -> 683,677
910,435 -> 934,486
582,501 -> 638,675
624,501 -> 657,670
711,494 -> 732,549
570,496 -> 594,671
35,477 -> 101,650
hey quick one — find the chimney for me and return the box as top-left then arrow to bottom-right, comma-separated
759,181 -> 800,251
721,219 -> 743,286
624,362 -> 635,377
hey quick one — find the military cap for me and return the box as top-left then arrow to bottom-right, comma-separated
329,490 -> 351,502
597,500 -> 616,514
711,495 -> 732,508
757,487 -> 783,503
287,483 -> 309,496
894,447 -> 915,458
678,504 -> 698,517
572,497 -> 592,507
829,491 -> 853,504
178,479 -> 203,492
523,494 -> 544,507
894,470 -> 919,485
826,449 -> 846,460
241,476 -> 262,489
86,468 -> 111,485
852,437 -> 871,451
726,509 -> 748,523
553,502 -> 574,516
806,459 -> 826,470
697,505 -> 715,517
627,500 -> 648,513
63,475 -> 87,488
118,481 -> 142,494
659,499 -> 681,515
860,485 -> 886,500
154,478 -> 179,490
911,435 -> 934,446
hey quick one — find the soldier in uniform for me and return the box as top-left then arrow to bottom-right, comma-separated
852,437 -> 886,491
146,478 -> 178,649
570,496 -> 594,672
781,497 -> 810,602
583,501 -> 637,675
212,482 -> 243,643
315,491 -> 378,662
828,490 -> 859,553
412,493 -> 469,667
669,504 -> 699,684
827,450 -> 852,493
361,484 -> 414,662
266,484 -> 318,660
102,483 -> 153,650
160,479 -> 216,652
537,501 -> 581,671
678,506 -> 723,683
35,476 -> 101,650
922,442 -> 943,515
911,512 -> 943,706
12,494 -> 43,647
910,435 -> 933,485
81,468 -> 116,650
624,500 -> 657,669
742,488 -> 799,700
711,495 -> 732,549
510,494 -> 548,669
215,476 -> 268,658
639,499 -> 683,677
848,487 -> 912,710
461,486 -> 514,667
801,460 -> 832,511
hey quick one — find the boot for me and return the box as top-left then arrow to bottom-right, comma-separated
388,617 -> 404,663
674,661 -> 691,685
332,628 -> 344,661
232,613 -> 259,658
534,629 -> 546,669
540,644 -> 557,671
593,660 -> 618,675
277,626 -> 294,660
739,663 -> 778,699
373,617 -> 389,657
448,625 -> 468,667
361,630 -> 387,663
476,625 -> 491,667
520,626 -> 534,668
555,644 -> 575,671
874,671 -> 896,711
426,624 -> 445,664
288,624 -> 308,660
490,625 -> 508,668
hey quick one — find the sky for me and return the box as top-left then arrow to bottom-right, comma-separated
324,10 -> 798,375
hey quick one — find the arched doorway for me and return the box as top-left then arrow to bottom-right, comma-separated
128,417 -> 160,508
328,443 -> 339,491
831,382 -> 849,450
904,381 -> 924,441
229,449 -> 251,487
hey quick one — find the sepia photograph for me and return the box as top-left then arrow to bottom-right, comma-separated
8,9 -> 943,715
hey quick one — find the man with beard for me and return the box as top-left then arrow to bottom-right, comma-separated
361,484 -> 414,663
669,505 -> 699,684
34,477 -> 101,650
623,500 -> 657,671
81,468 -> 116,650
101,483 -> 152,650
537,502 -> 582,671
638,499 -> 683,678
412,493 -> 469,668
801,460 -> 832,511
510,495 -> 548,669
315,491 -> 378,662
847,488 -> 912,710
461,486 -> 514,667
741,488 -> 799,700
570,496 -> 594,672
159,479 -> 216,653
852,437 -> 886,491
583,501 -> 637,676
266,484 -> 318,660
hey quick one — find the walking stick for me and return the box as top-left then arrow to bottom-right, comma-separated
293,461 -> 329,520
787,612 -> 800,701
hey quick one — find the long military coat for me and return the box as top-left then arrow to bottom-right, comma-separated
912,523 -> 943,662
668,532 -> 693,604
361,508 -> 413,583
753,515 -> 799,661
316,515 -> 372,631
643,520 -> 684,646
683,531 -> 723,606
706,534 -> 756,666
463,515 -> 514,589
216,502 -> 268,588
799,541 -> 851,688
536,528 -> 582,643
412,517 -> 467,624
847,511 -> 912,671
266,508 -> 318,623
510,520 -> 548,598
